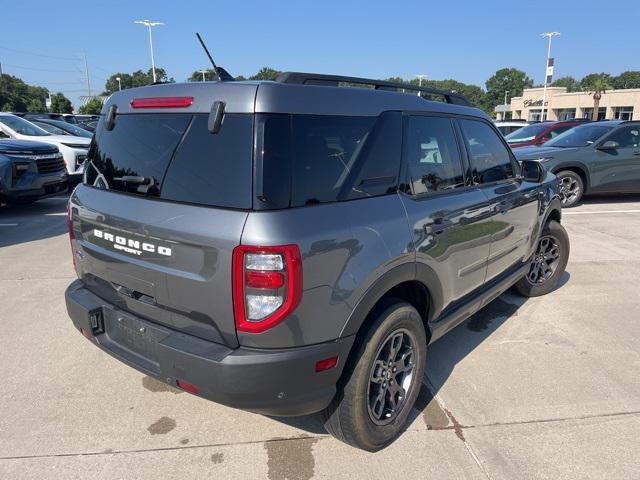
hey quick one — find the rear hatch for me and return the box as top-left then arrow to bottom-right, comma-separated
69,83 -> 258,348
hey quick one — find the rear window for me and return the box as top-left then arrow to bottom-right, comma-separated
255,113 -> 402,209
84,113 -> 253,209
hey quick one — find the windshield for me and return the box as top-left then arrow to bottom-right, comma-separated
0,115 -> 51,137
48,120 -> 93,138
34,121 -> 68,135
545,124 -> 614,148
504,123 -> 550,143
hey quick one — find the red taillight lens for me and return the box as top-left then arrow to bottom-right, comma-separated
315,356 -> 339,372
232,244 -> 302,333
130,97 -> 194,109
176,379 -> 199,394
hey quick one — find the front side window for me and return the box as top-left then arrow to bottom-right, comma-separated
404,116 -> 464,195
605,126 -> 640,148
459,119 -> 514,184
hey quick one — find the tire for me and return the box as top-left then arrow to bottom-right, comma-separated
322,299 -> 427,451
556,170 -> 584,208
514,220 -> 569,297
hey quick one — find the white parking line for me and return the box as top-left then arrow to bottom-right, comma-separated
564,209 -> 640,215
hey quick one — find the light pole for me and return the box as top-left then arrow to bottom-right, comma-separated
199,70 -> 208,82
414,74 -> 427,96
540,32 -> 560,121
135,19 -> 164,83
116,77 -> 122,91
503,90 -> 509,120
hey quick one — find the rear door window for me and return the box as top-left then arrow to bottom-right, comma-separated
84,113 -> 253,209
255,113 -> 401,208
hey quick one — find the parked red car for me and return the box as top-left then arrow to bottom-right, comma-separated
504,120 -> 587,148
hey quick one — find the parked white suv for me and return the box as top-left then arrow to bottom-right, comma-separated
0,113 -> 90,180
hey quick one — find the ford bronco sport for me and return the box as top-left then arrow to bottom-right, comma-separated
65,72 -> 569,451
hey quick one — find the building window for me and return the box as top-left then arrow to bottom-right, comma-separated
613,107 -> 634,121
528,109 -> 543,121
555,109 -> 576,121
581,107 -> 606,121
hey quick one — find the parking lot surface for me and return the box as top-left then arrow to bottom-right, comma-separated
1,195 -> 639,479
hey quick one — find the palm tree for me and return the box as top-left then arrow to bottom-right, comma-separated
588,77 -> 611,121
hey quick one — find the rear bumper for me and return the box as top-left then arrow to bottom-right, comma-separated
65,280 -> 354,416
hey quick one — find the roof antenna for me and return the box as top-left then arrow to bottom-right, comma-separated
196,32 -> 234,81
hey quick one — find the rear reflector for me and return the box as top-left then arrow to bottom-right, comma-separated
130,97 -> 194,109
176,379 -> 199,394
315,356 -> 339,372
80,328 -> 92,339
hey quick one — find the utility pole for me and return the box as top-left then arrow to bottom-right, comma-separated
135,20 -> 164,83
540,32 -> 560,121
83,52 -> 91,97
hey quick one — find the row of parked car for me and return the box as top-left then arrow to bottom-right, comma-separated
0,113 -> 96,205
495,118 -> 640,207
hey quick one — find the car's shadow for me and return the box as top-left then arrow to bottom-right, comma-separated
268,271 -> 571,438
0,195 -> 69,248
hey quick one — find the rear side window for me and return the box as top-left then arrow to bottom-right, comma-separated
255,113 -> 401,208
459,119 -> 514,184
404,116 -> 464,194
84,113 -> 253,209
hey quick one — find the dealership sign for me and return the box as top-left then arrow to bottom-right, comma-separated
523,99 -> 549,107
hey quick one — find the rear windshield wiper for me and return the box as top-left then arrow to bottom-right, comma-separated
113,175 -> 160,195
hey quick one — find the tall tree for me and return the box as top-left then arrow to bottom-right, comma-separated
250,67 -> 281,81
102,68 -> 173,95
580,73 -> 611,91
49,92 -> 73,114
485,68 -> 533,114
188,69 -> 217,82
612,71 -> 640,89
586,77 -> 611,121
78,97 -> 103,115
551,76 -> 581,92
0,74 -> 49,112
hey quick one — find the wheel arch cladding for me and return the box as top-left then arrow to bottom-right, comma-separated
340,262 -> 443,343
552,164 -> 589,192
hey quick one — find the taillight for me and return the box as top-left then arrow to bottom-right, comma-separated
67,204 -> 75,268
232,245 -> 302,333
130,97 -> 194,109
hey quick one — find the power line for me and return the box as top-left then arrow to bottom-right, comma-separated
0,45 -> 81,61
2,63 -> 81,73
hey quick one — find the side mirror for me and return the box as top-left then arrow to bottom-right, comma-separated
597,140 -> 619,151
520,160 -> 545,183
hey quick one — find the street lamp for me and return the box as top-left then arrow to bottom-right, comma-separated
503,90 -> 509,120
134,19 -> 165,83
116,77 -> 122,91
199,70 -> 208,82
414,74 -> 427,96
540,31 -> 560,121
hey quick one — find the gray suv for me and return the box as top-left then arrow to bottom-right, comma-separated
65,73 -> 569,450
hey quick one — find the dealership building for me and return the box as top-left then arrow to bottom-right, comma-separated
495,86 -> 640,122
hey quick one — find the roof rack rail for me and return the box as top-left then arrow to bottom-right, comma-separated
275,72 -> 473,107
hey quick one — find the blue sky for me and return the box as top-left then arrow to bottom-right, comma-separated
1,0 -> 638,108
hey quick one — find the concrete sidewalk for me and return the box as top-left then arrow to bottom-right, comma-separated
1,196 -> 639,479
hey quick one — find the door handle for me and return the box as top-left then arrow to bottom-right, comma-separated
424,217 -> 451,235
633,151 -> 640,156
